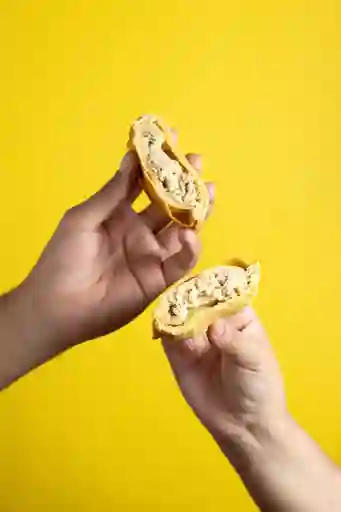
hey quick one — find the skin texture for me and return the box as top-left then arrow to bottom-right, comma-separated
163,308 -> 286,445
0,149 -> 213,389
1,134 -> 341,510
162,309 -> 341,511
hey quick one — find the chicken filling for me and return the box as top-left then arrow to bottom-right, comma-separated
166,267 -> 252,326
137,118 -> 200,206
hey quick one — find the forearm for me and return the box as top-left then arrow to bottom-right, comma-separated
218,415 -> 341,512
0,285 -> 67,389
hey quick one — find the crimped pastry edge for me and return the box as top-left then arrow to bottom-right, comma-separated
153,262 -> 260,340
128,114 -> 209,229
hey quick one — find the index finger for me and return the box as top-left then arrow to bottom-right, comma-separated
78,151 -> 142,226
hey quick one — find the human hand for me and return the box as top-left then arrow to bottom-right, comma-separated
163,311 -> 341,512
16,151 -> 213,351
162,308 -> 287,462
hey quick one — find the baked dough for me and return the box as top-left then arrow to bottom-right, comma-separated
128,115 -> 210,228
153,262 -> 260,339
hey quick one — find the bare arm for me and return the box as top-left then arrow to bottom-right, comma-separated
0,151 -> 207,390
221,415 -> 341,511
162,310 -> 341,512
0,287 -> 66,388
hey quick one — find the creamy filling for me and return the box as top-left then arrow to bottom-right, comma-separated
137,118 -> 200,206
165,267 -> 252,326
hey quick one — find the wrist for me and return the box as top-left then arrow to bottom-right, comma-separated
215,412 -> 341,512
15,277 -> 76,351
0,283 -> 70,388
3,283 -> 51,347
214,410 -> 295,473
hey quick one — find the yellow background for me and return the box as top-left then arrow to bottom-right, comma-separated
0,0 -> 341,510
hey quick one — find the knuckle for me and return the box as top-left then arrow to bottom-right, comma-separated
62,205 -> 82,227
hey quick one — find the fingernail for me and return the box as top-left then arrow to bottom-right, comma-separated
170,128 -> 178,144
212,319 -> 226,337
192,154 -> 202,169
206,182 -> 215,202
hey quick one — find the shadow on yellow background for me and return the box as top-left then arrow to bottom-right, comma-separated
0,1 -> 340,510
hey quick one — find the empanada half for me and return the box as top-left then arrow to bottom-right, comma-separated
128,114 -> 210,228
153,262 -> 260,340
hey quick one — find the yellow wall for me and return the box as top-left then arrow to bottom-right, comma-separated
0,1 -> 340,510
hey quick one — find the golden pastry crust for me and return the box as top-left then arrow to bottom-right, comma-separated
153,262 -> 260,340
128,114 -> 210,229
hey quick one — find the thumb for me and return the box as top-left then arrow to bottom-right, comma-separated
77,151 -> 142,226
207,310 -> 271,372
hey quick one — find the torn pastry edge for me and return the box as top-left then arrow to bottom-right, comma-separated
152,261 -> 260,340
127,114 -> 210,229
